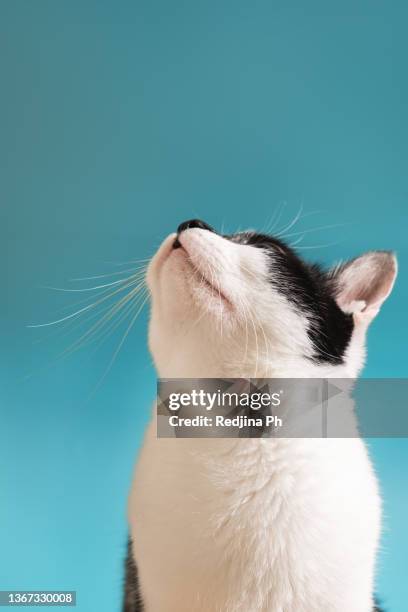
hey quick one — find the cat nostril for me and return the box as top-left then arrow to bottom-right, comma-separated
176,219 -> 215,234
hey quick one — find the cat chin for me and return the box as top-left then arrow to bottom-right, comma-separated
148,226 -> 266,316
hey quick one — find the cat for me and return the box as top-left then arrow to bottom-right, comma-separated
124,219 -> 397,611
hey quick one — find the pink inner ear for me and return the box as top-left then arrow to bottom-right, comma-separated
336,252 -> 397,315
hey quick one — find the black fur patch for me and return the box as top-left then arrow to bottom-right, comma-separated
229,231 -> 354,364
123,538 -> 143,612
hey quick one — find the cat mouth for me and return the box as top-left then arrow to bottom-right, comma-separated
171,241 -> 232,307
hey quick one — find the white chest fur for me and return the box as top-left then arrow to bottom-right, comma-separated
129,417 -> 380,612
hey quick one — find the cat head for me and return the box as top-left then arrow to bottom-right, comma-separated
147,219 -> 397,378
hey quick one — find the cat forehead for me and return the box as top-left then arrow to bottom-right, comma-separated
226,231 -> 320,291
228,231 -> 290,253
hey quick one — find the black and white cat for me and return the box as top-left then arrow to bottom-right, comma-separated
124,219 -> 397,612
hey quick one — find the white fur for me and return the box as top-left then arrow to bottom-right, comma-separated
128,229 -> 396,611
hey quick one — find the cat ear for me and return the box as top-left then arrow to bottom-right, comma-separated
331,251 -> 397,323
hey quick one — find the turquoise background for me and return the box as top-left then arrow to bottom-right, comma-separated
1,1 -> 407,610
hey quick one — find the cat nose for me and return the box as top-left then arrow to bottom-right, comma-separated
174,219 -> 215,248
176,219 -> 215,234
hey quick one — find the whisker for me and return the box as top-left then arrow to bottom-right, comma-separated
28,303 -> 100,328
54,275 -> 145,313
282,209 -> 325,232
206,257 -> 224,337
257,315 -> 270,369
236,293 -> 249,369
28,277 -> 143,328
101,257 -> 152,267
91,290 -> 148,352
60,282 -> 146,357
264,201 -> 287,234
41,275 -> 141,293
243,299 -> 259,379
69,265 -> 148,282
91,292 -> 150,392
296,240 -> 344,250
260,212 -> 278,236
274,202 -> 304,237
279,222 -> 348,240
266,201 -> 286,233
31,299 -> 123,345
288,235 -> 305,247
